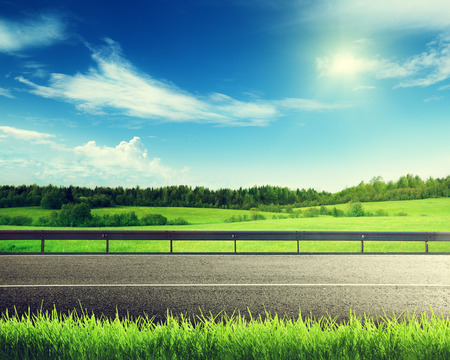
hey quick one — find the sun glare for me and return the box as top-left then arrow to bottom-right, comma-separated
329,53 -> 362,76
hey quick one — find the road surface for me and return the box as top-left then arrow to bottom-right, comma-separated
1,255 -> 449,322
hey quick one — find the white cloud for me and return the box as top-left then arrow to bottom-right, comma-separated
0,87 -> 14,98
394,34 -> 450,88
0,14 -> 66,53
352,85 -> 376,91
276,98 -> 349,111
0,127 -> 187,187
317,34 -> 450,88
309,0 -> 450,31
72,137 -> 172,179
0,126 -> 55,143
423,96 -> 444,102
17,39 -> 347,127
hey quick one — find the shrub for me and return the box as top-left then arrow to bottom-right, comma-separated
0,215 -> 33,226
9,216 -> 33,226
303,208 -> 319,218
224,216 -> 237,223
347,202 -> 365,217
284,205 -> 293,213
319,206 -> 328,215
35,216 -> 55,227
141,214 -> 167,226
251,212 -> 266,221
396,212 -> 408,216
374,209 -> 389,217
123,211 -> 140,226
167,217 -> 189,225
99,212 -> 140,227
0,215 -> 11,225
332,207 -> 345,217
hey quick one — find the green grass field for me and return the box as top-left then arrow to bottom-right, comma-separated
0,198 -> 449,253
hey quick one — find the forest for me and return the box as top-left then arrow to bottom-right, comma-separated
0,174 -> 448,210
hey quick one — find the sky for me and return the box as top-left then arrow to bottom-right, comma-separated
0,0 -> 449,192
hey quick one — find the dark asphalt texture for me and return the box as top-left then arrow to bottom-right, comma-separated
1,255 -> 449,322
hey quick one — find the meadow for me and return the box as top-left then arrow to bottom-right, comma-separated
0,198 -> 449,253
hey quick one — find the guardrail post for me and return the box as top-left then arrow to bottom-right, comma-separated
40,235 -> 45,253
425,240 -> 428,253
232,234 -> 237,253
102,234 -> 109,253
361,235 -> 365,253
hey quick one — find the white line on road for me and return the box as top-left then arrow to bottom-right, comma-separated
1,283 -> 450,288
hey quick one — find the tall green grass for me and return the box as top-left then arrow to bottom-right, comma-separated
1,307 -> 449,359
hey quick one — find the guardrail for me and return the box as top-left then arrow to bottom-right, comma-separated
1,230 -> 450,254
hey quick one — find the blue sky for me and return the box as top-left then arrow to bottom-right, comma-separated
0,0 -> 449,192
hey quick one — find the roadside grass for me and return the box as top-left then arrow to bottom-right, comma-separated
1,306 -> 450,360
1,239 -> 449,253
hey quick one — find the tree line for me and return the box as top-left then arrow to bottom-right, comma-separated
0,174 -> 448,210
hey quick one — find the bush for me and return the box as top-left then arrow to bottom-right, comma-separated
332,207 -> 345,217
141,214 -> 167,226
0,215 -> 33,226
99,211 -> 140,227
35,216 -> 55,227
347,202 -> 365,217
284,205 -> 293,213
374,209 -> 389,217
0,215 -> 11,225
167,217 -> 189,225
303,208 -> 319,218
9,216 -> 33,226
123,212 -> 140,226
396,212 -> 408,216
251,212 -> 266,221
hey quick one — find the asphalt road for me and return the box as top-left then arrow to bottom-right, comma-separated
1,255 -> 449,322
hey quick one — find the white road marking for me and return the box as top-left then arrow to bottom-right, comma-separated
1,283 -> 450,288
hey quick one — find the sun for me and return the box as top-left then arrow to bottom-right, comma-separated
330,54 -> 360,75
318,52 -> 375,79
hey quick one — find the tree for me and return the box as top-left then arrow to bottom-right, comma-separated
71,203 -> 92,225
348,202 -> 365,217
57,203 -> 92,227
41,187 -> 64,209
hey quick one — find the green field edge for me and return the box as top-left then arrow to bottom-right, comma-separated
1,239 -> 450,254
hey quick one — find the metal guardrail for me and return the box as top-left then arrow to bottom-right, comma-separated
1,230 -> 450,254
